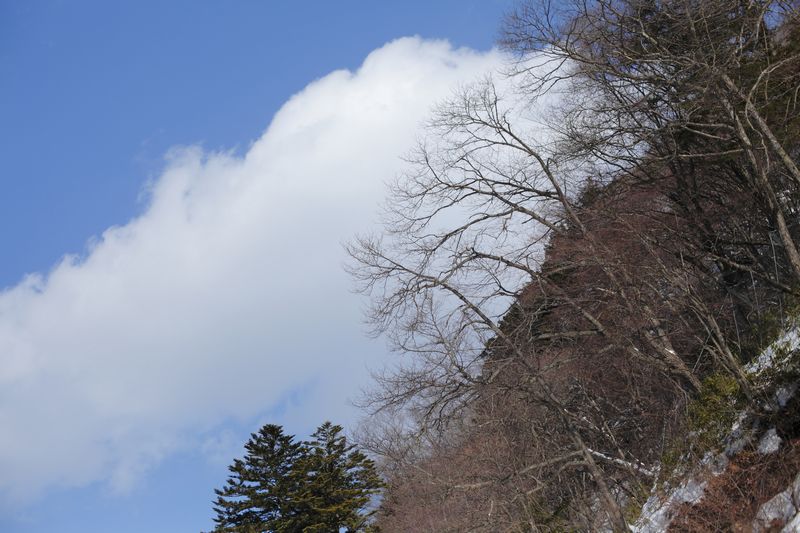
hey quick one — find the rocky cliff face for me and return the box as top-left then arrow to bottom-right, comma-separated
634,323 -> 800,532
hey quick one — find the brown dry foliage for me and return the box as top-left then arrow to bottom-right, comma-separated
362,2 -> 800,530
372,165 -> 795,530
670,440 -> 800,532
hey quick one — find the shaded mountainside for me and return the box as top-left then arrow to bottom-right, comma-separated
348,1 -> 800,531
372,169 -> 799,531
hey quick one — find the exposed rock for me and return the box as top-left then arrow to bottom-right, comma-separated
747,326 -> 800,375
631,478 -> 706,532
792,473 -> 800,507
759,428 -> 783,454
754,489 -> 796,532
776,383 -> 798,409
780,512 -> 800,533
725,412 -> 755,455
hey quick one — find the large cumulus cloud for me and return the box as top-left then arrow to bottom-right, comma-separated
0,37 -> 504,503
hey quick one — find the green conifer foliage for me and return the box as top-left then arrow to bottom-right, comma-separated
287,422 -> 383,532
212,424 -> 302,532
210,422 -> 382,533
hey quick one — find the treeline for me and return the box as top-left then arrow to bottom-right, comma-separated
347,0 -> 800,530
210,422 -> 382,532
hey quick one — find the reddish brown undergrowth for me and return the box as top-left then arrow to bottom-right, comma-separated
670,439 -> 800,532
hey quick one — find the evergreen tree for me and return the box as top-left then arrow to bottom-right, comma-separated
210,422 -> 382,533
212,424 -> 302,532
285,422 -> 383,533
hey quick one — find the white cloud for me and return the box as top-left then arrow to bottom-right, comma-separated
0,37 -> 505,503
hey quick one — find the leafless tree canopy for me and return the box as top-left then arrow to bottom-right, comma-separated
347,1 -> 800,530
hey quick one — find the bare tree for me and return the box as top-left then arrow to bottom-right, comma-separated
503,0 -> 800,283
348,1 -> 800,529
347,77 -> 676,530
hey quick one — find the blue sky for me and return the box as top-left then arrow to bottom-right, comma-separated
0,1 -> 513,531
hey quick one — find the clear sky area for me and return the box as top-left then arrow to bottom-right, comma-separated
0,1 -> 514,531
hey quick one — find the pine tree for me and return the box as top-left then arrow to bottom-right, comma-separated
210,422 -> 383,533
212,424 -> 301,532
284,422 -> 383,533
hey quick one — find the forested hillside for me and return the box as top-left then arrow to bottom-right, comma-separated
347,1 -> 800,530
